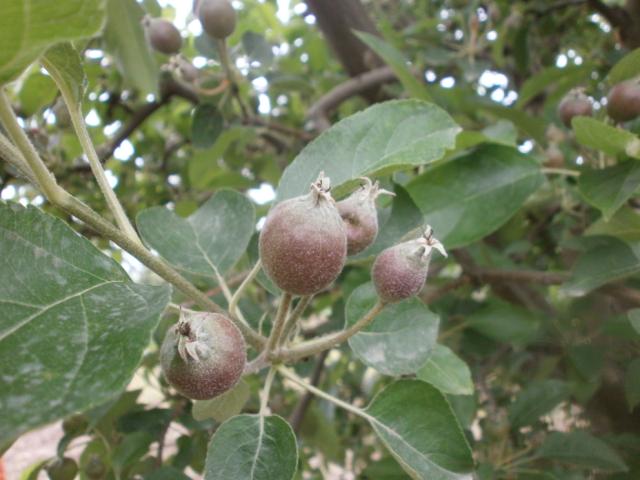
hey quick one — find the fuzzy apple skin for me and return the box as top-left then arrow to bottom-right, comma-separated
160,312 -> 246,400
337,178 -> 390,255
146,18 -> 182,54
259,180 -> 347,295
558,91 -> 592,127
607,79 -> 640,122
372,231 -> 447,304
198,0 -> 236,39
372,241 -> 429,303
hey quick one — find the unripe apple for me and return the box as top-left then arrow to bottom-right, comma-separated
372,227 -> 447,304
45,457 -> 78,480
144,17 -> 183,55
607,78 -> 640,122
198,0 -> 237,40
161,311 -> 246,400
259,173 -> 347,295
558,89 -> 592,127
337,177 -> 394,255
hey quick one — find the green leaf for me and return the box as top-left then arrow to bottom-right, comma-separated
191,104 -> 224,149
0,0 -> 105,85
276,100 -> 460,201
188,127 -> 257,190
354,31 -> 431,101
562,236 -> 640,296
144,466 -> 191,480
192,380 -> 250,423
204,414 -> 298,480
417,344 -> 474,396
407,144 -> 543,249
41,43 -> 86,105
586,206 -> 640,242
630,309 -> 640,335
471,99 -> 546,143
361,456 -> 412,480
0,202 -> 171,445
351,183 -> 424,260
136,190 -> 255,280
346,283 -> 439,376
365,380 -> 474,479
112,431 -> 155,473
481,120 -> 518,146
625,358 -> 640,411
508,380 -> 570,428
242,31 -> 274,65
517,64 -> 593,108
607,48 -> 640,84
17,72 -> 57,116
103,0 -> 158,96
467,300 -> 540,346
572,117 -> 640,160
578,162 -> 640,221
537,431 -> 627,472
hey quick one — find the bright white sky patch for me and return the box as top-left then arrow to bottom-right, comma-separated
105,169 -> 119,188
248,183 -> 276,205
479,70 -> 508,89
114,139 -> 134,161
277,0 -> 291,23
104,121 -> 122,136
85,109 -> 100,127
440,76 -> 455,88
518,140 -> 533,153
556,54 -> 568,68
1,185 -> 16,200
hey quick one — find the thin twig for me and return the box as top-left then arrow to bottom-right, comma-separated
42,57 -> 142,245
229,260 -> 261,319
542,167 -> 580,177
265,293 -> 293,358
279,295 -> 313,347
279,366 -> 367,419
259,367 -> 277,416
0,133 -> 39,187
289,350 -> 329,434
306,66 -> 397,131
277,301 -> 385,362
216,38 -> 250,120
0,89 -> 67,205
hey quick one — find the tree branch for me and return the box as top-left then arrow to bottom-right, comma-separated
99,100 -> 166,163
587,0 -> 640,48
289,350 -> 329,434
277,301 -> 385,362
306,66 -> 397,131
305,0 -> 383,79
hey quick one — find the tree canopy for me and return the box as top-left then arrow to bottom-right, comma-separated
2,0 -> 640,479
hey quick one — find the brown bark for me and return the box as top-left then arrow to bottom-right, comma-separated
305,0 -> 383,77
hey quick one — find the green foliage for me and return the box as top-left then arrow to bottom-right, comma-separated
346,283 -> 439,376
578,161 -> 640,220
2,0 -> 640,478
417,344 -> 474,396
366,380 -> 474,479
0,0 -> 105,85
537,431 -> 628,472
204,414 -> 298,480
406,145 -> 543,248
103,0 -> 158,96
0,202 -> 170,444
276,100 -> 460,200
136,189 -> 255,280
